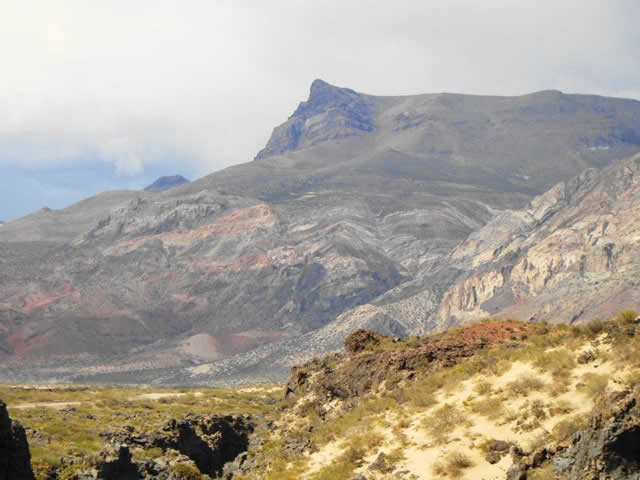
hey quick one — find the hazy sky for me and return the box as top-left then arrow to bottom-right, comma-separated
1,0 -> 639,220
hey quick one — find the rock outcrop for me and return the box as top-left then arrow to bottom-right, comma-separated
0,400 -> 35,480
59,414 -> 253,479
286,321 -> 532,401
434,153 -> 640,329
152,415 -> 253,477
553,389 -> 640,479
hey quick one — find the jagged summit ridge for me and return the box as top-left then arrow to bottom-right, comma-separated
255,79 -> 374,159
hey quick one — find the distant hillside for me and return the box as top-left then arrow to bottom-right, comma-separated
0,80 -> 640,385
144,175 -> 190,192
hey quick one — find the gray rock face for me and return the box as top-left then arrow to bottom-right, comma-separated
553,390 -> 640,479
255,79 -> 374,159
0,400 -> 35,480
1,80 -> 640,384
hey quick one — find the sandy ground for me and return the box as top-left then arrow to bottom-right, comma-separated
130,392 -> 203,401
302,338 -> 631,479
12,401 -> 83,410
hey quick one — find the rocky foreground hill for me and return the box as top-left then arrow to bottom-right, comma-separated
3,314 -> 640,479
1,80 -> 640,384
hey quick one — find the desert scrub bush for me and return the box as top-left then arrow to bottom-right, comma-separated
171,462 -> 205,480
552,414 -> 588,441
584,318 -> 606,337
548,399 -> 574,417
530,399 -> 547,419
506,375 -> 546,397
389,380 -> 436,408
625,370 -> 640,388
57,462 -> 92,480
580,373 -> 609,398
533,348 -> 576,378
337,446 -> 366,465
486,358 -> 512,377
432,451 -> 474,478
469,397 -> 506,420
421,403 -> 469,443
473,379 -> 493,396
546,380 -> 570,397
616,309 -> 639,325
385,447 -> 407,467
340,430 -> 384,453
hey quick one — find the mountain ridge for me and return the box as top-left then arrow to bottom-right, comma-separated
1,80 -> 640,384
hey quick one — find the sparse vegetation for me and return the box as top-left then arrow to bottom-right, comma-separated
422,403 -> 469,443
432,451 -> 474,478
533,348 -> 576,378
552,414 -> 588,441
507,374 -> 546,397
5,310 -> 640,479
580,373 -> 609,398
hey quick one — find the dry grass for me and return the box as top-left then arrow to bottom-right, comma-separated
580,373 -> 609,398
552,414 -> 588,441
469,397 -> 506,420
533,348 -> 576,379
422,403 -> 469,443
432,451 -> 474,478
506,375 -> 546,397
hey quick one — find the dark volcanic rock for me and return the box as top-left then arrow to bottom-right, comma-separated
0,400 -> 35,480
152,415 -> 253,477
97,444 -> 141,480
144,175 -> 190,192
553,389 -> 640,479
344,329 -> 382,354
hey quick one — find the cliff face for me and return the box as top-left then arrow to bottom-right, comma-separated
435,154 -> 640,326
1,81 -> 640,384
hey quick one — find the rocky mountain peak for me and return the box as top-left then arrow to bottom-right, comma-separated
255,79 -> 374,160
293,79 -> 361,117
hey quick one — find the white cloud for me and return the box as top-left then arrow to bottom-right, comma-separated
0,0 -> 638,178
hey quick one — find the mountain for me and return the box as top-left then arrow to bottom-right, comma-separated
0,80 -> 640,384
144,175 -> 191,192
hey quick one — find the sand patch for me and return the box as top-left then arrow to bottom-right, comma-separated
12,401 -> 83,410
